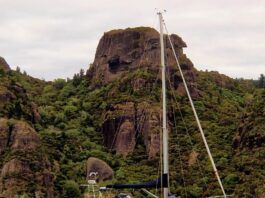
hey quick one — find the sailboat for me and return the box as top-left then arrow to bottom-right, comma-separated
97,12 -> 228,198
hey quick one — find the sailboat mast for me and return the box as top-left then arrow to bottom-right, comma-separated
158,12 -> 169,198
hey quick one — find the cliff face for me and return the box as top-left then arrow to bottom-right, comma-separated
0,119 -> 53,197
102,102 -> 161,158
88,27 -> 196,91
89,27 -> 198,157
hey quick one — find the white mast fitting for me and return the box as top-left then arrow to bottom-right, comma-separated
158,12 -> 169,198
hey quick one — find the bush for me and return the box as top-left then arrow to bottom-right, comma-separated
62,180 -> 81,198
63,105 -> 78,118
224,174 -> 239,185
54,78 -> 66,90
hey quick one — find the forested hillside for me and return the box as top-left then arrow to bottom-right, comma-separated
0,27 -> 264,198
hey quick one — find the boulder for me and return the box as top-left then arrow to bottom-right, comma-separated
86,157 -> 114,182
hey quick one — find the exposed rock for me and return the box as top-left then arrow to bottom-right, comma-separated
137,102 -> 161,159
103,102 -> 161,158
1,159 -> 31,178
86,157 -> 114,182
10,121 -> 40,150
0,57 -> 10,72
103,102 -> 136,156
88,27 -> 197,93
97,27 -> 201,158
0,120 -> 53,197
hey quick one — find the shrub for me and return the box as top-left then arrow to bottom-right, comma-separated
62,180 -> 81,198
224,174 -> 239,185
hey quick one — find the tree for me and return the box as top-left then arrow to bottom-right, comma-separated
258,74 -> 265,88
0,68 -> 5,78
73,73 -> 81,86
16,66 -> 21,73
54,78 -> 66,90
62,180 -> 81,198
79,69 -> 85,77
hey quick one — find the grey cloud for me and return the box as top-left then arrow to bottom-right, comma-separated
0,0 -> 264,80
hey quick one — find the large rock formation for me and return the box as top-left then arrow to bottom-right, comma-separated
91,27 -> 198,158
0,119 -> 53,197
88,27 -> 197,93
103,102 -> 161,158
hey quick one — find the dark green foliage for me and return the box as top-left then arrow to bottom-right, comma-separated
1,66 -> 264,197
0,68 -> 5,78
62,180 -> 81,198
258,74 -> 265,88
54,78 -> 67,90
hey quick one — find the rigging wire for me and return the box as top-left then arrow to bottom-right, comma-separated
166,77 -> 188,198
163,29 -> 209,196
165,68 -> 209,191
163,34 -> 187,197
162,18 -> 227,197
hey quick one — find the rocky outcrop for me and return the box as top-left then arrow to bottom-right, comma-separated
103,102 -> 136,156
96,27 -> 199,158
1,118 -> 41,153
0,57 -> 10,72
86,157 -> 113,182
88,27 -> 197,97
137,102 -> 161,158
0,119 -> 53,197
1,159 -> 31,178
10,121 -> 40,150
103,102 -> 161,158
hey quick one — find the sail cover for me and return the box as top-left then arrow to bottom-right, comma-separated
106,174 -> 168,189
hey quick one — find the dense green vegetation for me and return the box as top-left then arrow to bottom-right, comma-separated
0,67 -> 264,197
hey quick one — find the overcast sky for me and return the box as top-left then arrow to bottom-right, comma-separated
0,0 -> 264,80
